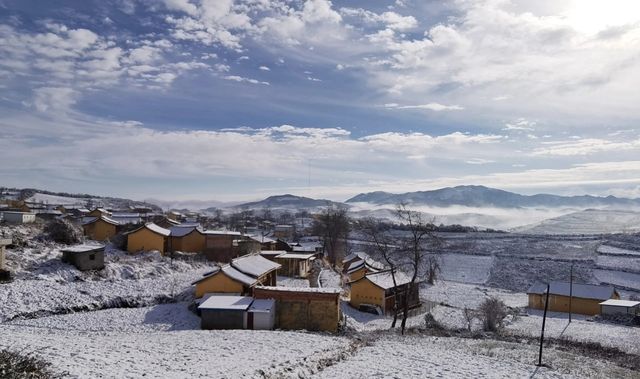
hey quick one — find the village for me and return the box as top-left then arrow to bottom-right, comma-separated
1,190 -> 639,378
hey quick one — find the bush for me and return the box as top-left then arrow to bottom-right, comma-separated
478,297 -> 508,332
43,219 -> 82,244
0,349 -> 63,378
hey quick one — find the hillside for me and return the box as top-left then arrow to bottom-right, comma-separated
236,194 -> 345,210
346,185 -> 640,209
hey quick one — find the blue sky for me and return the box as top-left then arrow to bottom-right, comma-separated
1,0 -> 640,202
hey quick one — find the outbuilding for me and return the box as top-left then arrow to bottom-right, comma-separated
248,298 -> 276,330
349,270 -> 420,315
346,259 -> 381,281
527,281 -> 620,316
2,211 -> 36,224
82,216 -> 120,241
254,286 -> 342,332
198,295 -> 253,330
231,254 -> 280,286
274,253 -> 315,278
192,265 -> 258,298
61,244 -> 105,271
169,226 -> 205,253
126,223 -> 170,254
600,299 -> 640,316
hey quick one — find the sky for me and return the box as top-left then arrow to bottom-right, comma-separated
1,0 -> 640,202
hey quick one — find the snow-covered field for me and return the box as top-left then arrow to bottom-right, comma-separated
435,253 -> 493,284
597,244 -> 640,257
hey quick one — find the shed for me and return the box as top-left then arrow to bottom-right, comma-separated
259,250 -> 288,261
88,208 -> 112,218
248,299 -> 276,330
527,281 -> 620,315
198,295 -> 253,330
599,299 -> 640,316
126,223 -> 170,254
254,286 -> 342,332
231,254 -> 281,286
2,211 -> 36,224
192,265 -> 258,298
82,216 -> 120,241
349,270 -> 420,315
203,230 -> 243,262
61,244 -> 105,271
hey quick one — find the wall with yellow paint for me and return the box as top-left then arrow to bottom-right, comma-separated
171,231 -> 205,253
127,228 -> 166,254
83,220 -> 117,241
194,272 -> 247,298
350,279 -> 385,311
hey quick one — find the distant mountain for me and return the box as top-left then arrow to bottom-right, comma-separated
346,185 -> 640,209
237,194 -> 345,210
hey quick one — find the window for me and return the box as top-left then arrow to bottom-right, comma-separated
89,254 -> 96,261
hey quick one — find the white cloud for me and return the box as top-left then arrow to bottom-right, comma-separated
384,102 -> 464,111
223,75 -> 270,85
31,87 -> 77,113
163,0 -> 198,16
503,118 -> 536,131
259,65 -> 270,71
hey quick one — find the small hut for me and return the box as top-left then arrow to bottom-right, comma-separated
61,244 -> 105,271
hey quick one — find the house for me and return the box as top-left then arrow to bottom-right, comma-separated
274,253 -> 315,278
202,230 -> 243,262
82,216 -> 120,241
342,252 -> 368,273
169,226 -> 205,253
249,234 -> 278,250
61,244 -> 105,271
230,254 -> 280,286
126,223 -> 171,254
192,265 -> 258,298
248,299 -> 276,330
273,224 -> 295,240
167,211 -> 184,222
254,286 -> 342,332
1,211 -> 36,224
259,250 -> 288,261
527,281 -> 620,316
349,270 -> 420,315
346,258 -> 381,281
600,299 -> 640,316
198,295 -> 254,330
110,213 -> 143,225
35,210 -> 63,221
154,217 -> 181,229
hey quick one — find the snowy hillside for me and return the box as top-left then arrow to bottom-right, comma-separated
517,209 -> 640,234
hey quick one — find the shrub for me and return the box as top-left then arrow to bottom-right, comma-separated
0,349 -> 63,378
43,219 -> 82,244
478,297 -> 508,332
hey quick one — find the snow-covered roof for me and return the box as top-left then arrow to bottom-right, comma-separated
169,226 -> 203,237
126,223 -> 171,236
61,244 -> 105,253
248,299 -> 275,313
599,299 -> 640,307
249,235 -> 276,244
191,265 -> 258,287
260,250 -> 288,255
354,270 -> 412,290
346,259 -> 382,274
256,286 -> 342,294
527,281 -> 617,301
232,254 -> 281,277
203,230 -> 242,236
342,252 -> 367,263
198,295 -> 253,311
82,215 -> 120,226
275,253 -> 315,260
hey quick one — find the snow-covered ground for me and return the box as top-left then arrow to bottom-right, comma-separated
316,334 -> 637,379
594,269 -> 640,291
277,275 -> 310,288
0,304 -> 350,378
435,253 -> 494,284
597,244 -> 640,257
422,281 -> 528,309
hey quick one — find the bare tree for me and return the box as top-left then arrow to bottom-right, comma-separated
463,307 -> 478,332
395,203 -> 441,334
357,217 -> 401,328
312,206 -> 350,265
478,297 -> 507,332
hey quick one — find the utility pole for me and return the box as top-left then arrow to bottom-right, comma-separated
537,283 -> 550,367
569,264 -> 574,323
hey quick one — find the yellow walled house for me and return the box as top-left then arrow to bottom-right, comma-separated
231,254 -> 281,287
82,216 -> 120,241
274,253 -> 315,278
349,270 -> 420,315
346,259 -> 381,282
126,223 -> 170,254
192,265 -> 258,298
527,282 -> 620,316
169,226 -> 205,253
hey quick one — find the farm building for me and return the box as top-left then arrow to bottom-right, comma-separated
341,252 -> 368,273
126,223 -> 171,254
349,270 -> 420,315
274,253 -> 315,278
259,250 -> 288,261
154,217 -> 180,229
2,211 -> 36,224
169,226 -> 205,253
192,265 -> 258,298
82,216 -> 120,241
254,286 -> 342,332
527,281 -> 620,316
198,295 -> 253,330
273,224 -> 295,240
249,235 -> 278,250
61,244 -> 105,271
346,259 -> 381,281
231,254 -> 280,286
248,299 -> 276,330
599,299 -> 640,316
110,213 -> 143,225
